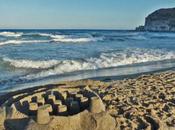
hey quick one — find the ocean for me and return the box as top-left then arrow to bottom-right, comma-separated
0,29 -> 175,92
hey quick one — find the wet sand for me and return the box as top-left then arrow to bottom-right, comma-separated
0,71 -> 175,130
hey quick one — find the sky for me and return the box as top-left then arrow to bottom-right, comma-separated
0,0 -> 175,29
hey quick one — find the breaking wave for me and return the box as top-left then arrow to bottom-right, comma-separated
3,48 -> 175,79
0,31 -> 23,37
3,58 -> 59,69
38,33 -> 103,42
53,37 -> 101,42
0,40 -> 51,46
0,31 -> 103,46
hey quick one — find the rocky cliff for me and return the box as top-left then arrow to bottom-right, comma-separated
136,8 -> 175,32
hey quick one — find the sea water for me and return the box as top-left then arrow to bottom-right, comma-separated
0,30 -> 175,92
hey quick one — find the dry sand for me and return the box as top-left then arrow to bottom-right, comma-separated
0,71 -> 175,130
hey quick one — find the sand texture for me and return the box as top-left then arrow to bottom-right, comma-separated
0,71 -> 175,130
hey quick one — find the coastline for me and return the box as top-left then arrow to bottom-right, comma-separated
90,66 -> 175,81
0,68 -> 175,104
0,69 -> 175,129
1,59 -> 175,94
1,2 -> 175,130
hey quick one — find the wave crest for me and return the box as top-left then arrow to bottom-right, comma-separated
38,33 -> 102,43
0,31 -> 23,37
3,48 -> 175,79
3,58 -> 60,69
53,37 -> 99,42
0,32 -> 103,46
0,40 -> 51,46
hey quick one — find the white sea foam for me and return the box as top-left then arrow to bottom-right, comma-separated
0,40 -> 51,46
38,33 -> 102,43
3,48 -> 175,79
0,32 -> 102,46
39,33 -> 65,39
0,32 -> 23,37
3,58 -> 60,69
52,37 -> 99,42
0,37 -> 96,46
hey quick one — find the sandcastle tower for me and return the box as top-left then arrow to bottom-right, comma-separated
0,107 -> 6,127
37,105 -> 50,124
89,96 -> 105,113
57,105 -> 68,116
29,103 -> 38,115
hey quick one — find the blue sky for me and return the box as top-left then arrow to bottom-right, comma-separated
0,0 -> 175,29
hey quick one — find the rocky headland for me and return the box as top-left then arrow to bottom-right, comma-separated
136,8 -> 175,32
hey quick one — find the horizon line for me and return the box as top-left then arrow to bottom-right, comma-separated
0,28 -> 136,31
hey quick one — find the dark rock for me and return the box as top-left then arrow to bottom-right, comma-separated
145,8 -> 175,32
136,8 -> 175,32
135,25 -> 145,31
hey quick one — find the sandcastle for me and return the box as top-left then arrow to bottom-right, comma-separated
1,71 -> 175,130
0,85 -> 116,130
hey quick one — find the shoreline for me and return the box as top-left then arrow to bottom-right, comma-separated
90,66 -> 175,82
0,68 -> 175,102
0,69 -> 174,105
1,62 -> 175,94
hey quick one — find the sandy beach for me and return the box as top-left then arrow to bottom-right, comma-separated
1,1 -> 175,130
0,71 -> 175,130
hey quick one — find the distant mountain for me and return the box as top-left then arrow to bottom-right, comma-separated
136,8 -> 175,32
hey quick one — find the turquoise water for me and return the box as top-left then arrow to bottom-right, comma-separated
0,30 -> 175,92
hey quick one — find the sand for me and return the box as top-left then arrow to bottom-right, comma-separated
0,71 -> 175,130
